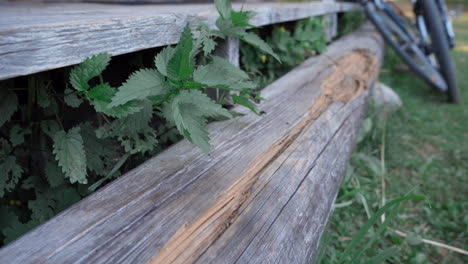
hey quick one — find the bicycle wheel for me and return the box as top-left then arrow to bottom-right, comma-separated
363,2 -> 448,94
420,0 -> 459,103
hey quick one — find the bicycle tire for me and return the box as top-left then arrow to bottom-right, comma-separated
363,2 -> 447,93
420,0 -> 460,103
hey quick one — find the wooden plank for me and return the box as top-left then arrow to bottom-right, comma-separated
0,1 -> 358,80
0,23 -> 383,263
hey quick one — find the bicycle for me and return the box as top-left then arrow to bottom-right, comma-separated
350,0 -> 459,103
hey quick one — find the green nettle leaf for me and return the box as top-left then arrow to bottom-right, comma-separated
193,56 -> 250,88
45,162 -> 65,188
166,25 -> 195,81
64,87 -> 83,108
200,35 -> 217,56
9,125 -> 31,147
0,89 -> 18,128
0,156 -> 23,198
239,32 -> 280,61
94,100 -> 143,118
80,122 -> 118,176
2,219 -> 40,244
109,69 -> 167,107
52,127 -> 87,184
154,46 -> 176,76
232,94 -> 259,114
36,84 -> 51,108
118,128 -> 158,154
231,10 -> 256,28
0,206 -> 18,230
86,83 -> 114,102
56,187 -> 81,212
43,98 -> 59,117
164,90 -> 232,152
86,83 -> 143,118
40,120 -> 60,139
70,53 -> 111,91
28,193 -> 56,222
96,101 -> 157,154
215,0 -> 232,20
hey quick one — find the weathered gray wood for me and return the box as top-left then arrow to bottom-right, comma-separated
214,37 -> 239,67
0,1 -> 358,80
0,23 -> 383,264
323,0 -> 338,42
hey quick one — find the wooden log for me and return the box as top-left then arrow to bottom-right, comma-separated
0,23 -> 384,263
0,1 -> 358,80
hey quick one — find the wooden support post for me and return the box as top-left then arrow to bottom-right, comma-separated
0,23 -> 383,264
214,36 -> 240,66
323,0 -> 338,42
324,13 -> 338,42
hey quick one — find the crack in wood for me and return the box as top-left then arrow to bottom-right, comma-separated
148,49 -> 377,264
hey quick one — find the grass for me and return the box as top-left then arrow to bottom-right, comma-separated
316,12 -> 468,264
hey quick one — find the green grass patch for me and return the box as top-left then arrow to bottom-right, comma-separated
316,12 -> 468,264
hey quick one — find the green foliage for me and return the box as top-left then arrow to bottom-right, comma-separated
0,155 -> 23,198
69,53 -> 111,91
109,69 -> 167,107
167,25 -> 195,80
163,90 -> 232,152
0,0 -> 280,246
0,89 -> 18,128
53,127 -> 87,184
337,10 -> 366,37
241,17 -> 328,88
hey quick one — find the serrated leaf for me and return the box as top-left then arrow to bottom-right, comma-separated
215,0 -> 232,20
0,156 -> 23,198
40,120 -> 60,138
163,90 -> 232,152
9,125 -> 31,147
167,25 -> 194,81
56,187 -> 81,212
93,100 -> 143,118
36,83 -> 51,108
200,35 -> 217,56
231,10 -> 256,28
64,87 -> 83,108
45,162 -> 65,188
96,101 -> 157,154
70,53 -> 111,91
240,32 -> 280,62
0,89 -> 18,128
2,218 -> 40,244
109,69 -> 167,107
118,128 -> 158,154
155,46 -> 176,76
86,83 -> 144,118
193,56 -> 250,89
0,206 -> 18,229
80,122 -> 118,176
43,98 -> 59,117
28,193 -> 56,222
87,83 -> 114,102
232,94 -> 259,114
53,127 -> 87,184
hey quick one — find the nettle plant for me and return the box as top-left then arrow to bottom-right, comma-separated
0,0 -> 280,245
241,17 -> 328,87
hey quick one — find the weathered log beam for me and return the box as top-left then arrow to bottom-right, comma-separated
0,23 -> 384,264
0,1 -> 358,80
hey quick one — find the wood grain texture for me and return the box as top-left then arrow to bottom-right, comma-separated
0,1 -> 358,80
0,23 -> 383,264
